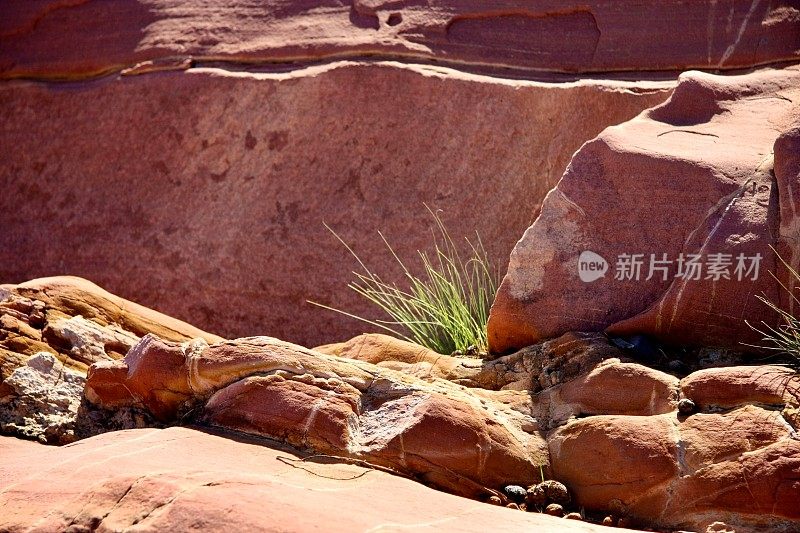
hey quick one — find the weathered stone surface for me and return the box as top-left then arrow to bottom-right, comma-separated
86,334 -> 548,500
681,365 -> 800,410
315,332 -> 486,384
80,324 -> 800,531
0,352 -> 84,444
545,359 -> 800,532
0,427 -> 618,533
2,0 -> 798,80
489,66 -> 800,354
535,359 -> 678,429
0,277 -> 220,442
0,276 -> 221,379
0,63 -> 671,347
316,332 -> 528,390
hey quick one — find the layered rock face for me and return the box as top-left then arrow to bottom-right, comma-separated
2,0 -> 798,80
489,66 -> 800,354
0,63 -> 671,347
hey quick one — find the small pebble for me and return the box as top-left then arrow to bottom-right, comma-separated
678,398 -> 696,414
503,484 -> 527,503
487,495 -> 502,506
667,359 -> 689,374
544,503 -> 564,517
602,516 -> 615,526
540,480 -> 570,505
608,498 -> 626,516
506,503 -> 520,510
564,512 -> 582,520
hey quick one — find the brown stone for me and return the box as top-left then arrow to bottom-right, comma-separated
548,414 -> 679,514
545,363 -> 800,531
315,333 -> 484,384
546,503 -> 565,517
1,276 -> 221,370
681,365 -> 800,409
489,67 -> 800,354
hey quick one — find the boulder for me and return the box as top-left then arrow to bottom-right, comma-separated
0,277 -> 220,442
1,1 -> 797,80
0,426 -> 620,533
0,276 -> 221,379
489,66 -> 800,354
85,334 -> 548,500
545,359 -> 800,532
0,61 -> 672,348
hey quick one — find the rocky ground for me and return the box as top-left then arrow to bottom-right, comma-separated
0,278 -> 798,532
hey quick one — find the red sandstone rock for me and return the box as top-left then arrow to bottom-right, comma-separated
0,63 -> 670,347
544,359 -> 800,532
0,276 -> 220,442
0,427 -> 617,533
0,276 -> 220,378
680,365 -> 800,409
82,326 -> 800,531
489,67 -> 800,354
86,334 -> 547,500
316,332 -> 532,389
1,1 -> 797,80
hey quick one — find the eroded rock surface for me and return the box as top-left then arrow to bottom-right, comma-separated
82,324 -> 800,531
0,352 -> 84,444
489,66 -> 800,354
0,276 -> 221,442
0,427 -> 618,533
0,62 -> 672,347
2,0 -> 798,80
86,334 -> 548,500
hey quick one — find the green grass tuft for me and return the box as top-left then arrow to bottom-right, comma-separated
746,250 -> 800,370
309,206 -> 499,355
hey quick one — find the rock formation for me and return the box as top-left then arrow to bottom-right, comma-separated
0,62 -> 672,347
2,1 -> 798,80
85,333 -> 548,500
0,276 -> 221,442
2,3 -> 800,532
82,324 -> 800,532
489,66 -> 800,354
0,277 -> 795,530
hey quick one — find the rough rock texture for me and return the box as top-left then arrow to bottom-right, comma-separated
0,352 -> 84,444
0,276 -> 220,442
85,334 -> 548,500
489,66 -> 800,354
0,276 -> 221,379
316,331 -> 631,391
0,62 -> 672,347
83,325 -> 800,531
0,427 -> 620,533
546,360 -> 800,532
2,0 -> 798,80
